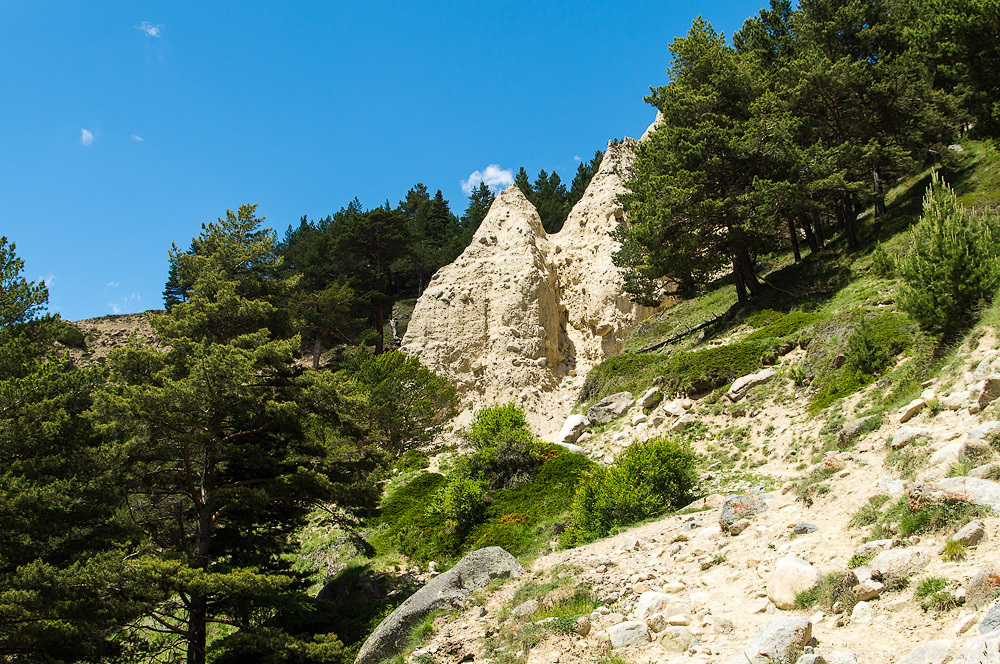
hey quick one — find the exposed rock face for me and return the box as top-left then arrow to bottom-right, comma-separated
400,136 -> 661,434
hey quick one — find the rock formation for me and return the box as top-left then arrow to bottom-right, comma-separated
400,127 -> 662,435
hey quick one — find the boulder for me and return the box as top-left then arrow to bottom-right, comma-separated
721,494 -> 768,533
768,555 -> 824,610
967,564 -> 1000,608
588,392 -> 635,423
892,426 -> 928,449
981,602 -> 1000,634
605,620 -> 650,648
897,640 -> 954,664
554,441 -> 584,454
724,617 -> 813,664
839,417 -> 873,448
728,367 -> 777,402
868,547 -> 929,581
660,625 -> 692,651
558,414 -> 590,444
634,591 -> 671,620
662,400 -> 687,418
793,523 -> 819,535
354,547 -> 522,664
729,518 -> 752,535
851,601 -> 873,624
910,477 -> 1000,512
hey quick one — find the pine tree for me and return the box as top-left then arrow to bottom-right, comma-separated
90,209 -> 356,664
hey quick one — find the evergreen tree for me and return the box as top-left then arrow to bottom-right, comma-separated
616,18 -> 781,305
90,210 -> 355,664
0,237 -> 152,662
461,181 -> 495,237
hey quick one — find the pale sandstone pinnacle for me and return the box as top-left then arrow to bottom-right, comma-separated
400,128 -> 663,436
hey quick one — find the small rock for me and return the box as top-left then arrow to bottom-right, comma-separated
513,599 -> 538,617
892,426 -> 927,449
868,547 -> 929,581
646,613 -> 668,633
950,520 -> 986,547
729,518 -> 752,535
588,392 -> 635,424
634,592 -> 672,620
839,417 -> 873,448
573,615 -> 591,636
955,613 -> 977,636
558,414 -> 590,445
851,601 -> 872,624
968,421 -> 1000,441
793,523 -> 819,535
853,580 -> 884,602
898,399 -> 926,423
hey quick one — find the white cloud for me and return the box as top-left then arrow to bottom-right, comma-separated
43,274 -> 55,287
136,21 -> 163,38
107,281 -> 120,287
80,129 -> 93,146
461,164 -> 514,196
574,155 -> 581,161
131,134 -> 144,142
108,291 -> 141,315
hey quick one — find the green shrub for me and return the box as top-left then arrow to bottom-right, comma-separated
579,354 -> 668,403
440,477 -> 488,538
661,340 -> 781,395
744,312 -> 819,341
460,403 -> 547,490
794,570 -> 858,614
395,450 -> 429,473
561,436 -> 697,546
915,577 -> 957,612
897,172 -> 1000,339
847,315 -> 911,376
55,322 -> 86,349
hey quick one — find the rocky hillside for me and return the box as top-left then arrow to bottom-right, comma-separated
371,325 -> 1000,664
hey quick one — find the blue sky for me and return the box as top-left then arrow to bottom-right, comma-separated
1,1 -> 766,320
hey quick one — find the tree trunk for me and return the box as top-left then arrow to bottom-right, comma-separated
873,169 -> 886,219
187,593 -> 208,664
312,334 -> 322,370
375,305 -> 385,354
802,215 -> 819,253
811,210 -> 825,250
842,193 -> 860,250
787,217 -> 801,263
731,250 -> 763,303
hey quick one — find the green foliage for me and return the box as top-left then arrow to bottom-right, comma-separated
54,320 -> 87,348
0,236 -> 49,328
942,540 -> 966,562
661,340 -> 781,395
460,404 -> 548,490
794,571 -> 858,615
897,173 -> 1000,339
338,347 -> 457,452
579,353 -> 666,404
847,315 -> 910,375
915,577 -> 958,612
743,312 -> 819,341
561,436 -> 697,546
870,496 -> 991,540
395,450 -> 430,473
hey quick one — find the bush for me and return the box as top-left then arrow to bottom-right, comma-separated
440,477 -> 488,539
395,450 -> 429,473
461,404 -> 547,490
561,436 -> 697,546
898,172 -> 1000,339
847,315 -> 911,375
54,322 -> 86,349
661,340 -> 781,395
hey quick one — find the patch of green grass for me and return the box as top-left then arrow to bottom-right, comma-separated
794,570 -> 858,614
744,311 -> 821,341
870,496 -> 991,539
942,540 -> 966,562
849,494 -> 891,528
915,577 -> 958,612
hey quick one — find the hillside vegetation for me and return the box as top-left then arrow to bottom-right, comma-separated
2,1 -> 1000,663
